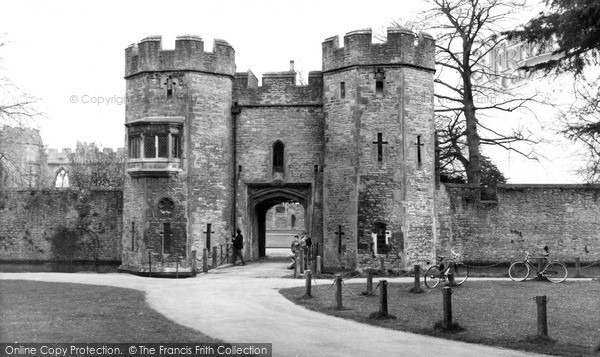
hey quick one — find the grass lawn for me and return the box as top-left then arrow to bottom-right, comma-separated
280,279 -> 600,356
0,280 -> 219,343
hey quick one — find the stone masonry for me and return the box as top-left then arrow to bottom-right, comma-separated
120,28 -> 438,275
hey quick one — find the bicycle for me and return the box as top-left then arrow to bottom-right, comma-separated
424,250 -> 469,288
508,251 -> 568,283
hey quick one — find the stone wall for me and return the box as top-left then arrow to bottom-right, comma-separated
436,184 -> 600,264
0,189 -> 122,262
0,126 -> 49,188
265,202 -> 306,231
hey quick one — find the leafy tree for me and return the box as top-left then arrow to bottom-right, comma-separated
399,0 -> 540,186
505,1 -> 600,182
67,142 -> 125,191
440,154 -> 507,185
505,0 -> 600,75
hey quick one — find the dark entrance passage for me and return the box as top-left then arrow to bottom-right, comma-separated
248,184 -> 311,258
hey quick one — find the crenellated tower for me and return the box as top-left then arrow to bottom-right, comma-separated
120,35 -> 236,275
321,28 -> 436,268
119,27 -> 436,276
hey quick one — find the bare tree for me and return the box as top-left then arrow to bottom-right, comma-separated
560,74 -> 600,182
0,35 -> 41,128
0,35 -> 44,189
398,0 -> 544,185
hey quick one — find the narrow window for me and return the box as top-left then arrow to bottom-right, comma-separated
291,214 -> 296,228
144,135 -> 156,158
172,135 -> 181,158
130,222 -> 135,251
273,141 -> 284,173
376,80 -> 384,98
340,82 -> 345,99
163,223 -> 172,254
157,135 -> 168,158
129,136 -> 140,159
55,168 -> 69,188
165,75 -> 174,98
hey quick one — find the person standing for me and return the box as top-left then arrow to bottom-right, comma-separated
232,229 -> 245,266
287,235 -> 301,269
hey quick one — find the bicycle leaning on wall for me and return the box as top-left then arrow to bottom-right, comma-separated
508,251 -> 568,283
424,249 -> 469,288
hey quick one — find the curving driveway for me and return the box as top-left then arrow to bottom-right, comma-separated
0,257 -> 547,357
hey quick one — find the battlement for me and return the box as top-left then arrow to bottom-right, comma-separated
45,148 -> 71,164
233,69 -> 323,106
322,27 -> 435,72
125,35 -> 236,78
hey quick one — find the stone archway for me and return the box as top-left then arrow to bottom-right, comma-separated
247,184 -> 311,259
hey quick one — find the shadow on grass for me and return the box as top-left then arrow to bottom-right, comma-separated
280,280 -> 598,357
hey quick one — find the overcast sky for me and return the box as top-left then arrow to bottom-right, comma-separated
1,0 -> 589,183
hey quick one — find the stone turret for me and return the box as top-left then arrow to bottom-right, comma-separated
125,35 -> 235,78
321,27 -> 436,268
121,35 -> 236,276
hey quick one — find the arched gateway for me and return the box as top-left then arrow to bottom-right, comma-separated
247,184 -> 313,259
119,28 -> 437,276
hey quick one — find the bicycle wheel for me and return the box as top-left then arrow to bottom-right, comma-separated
424,266 -> 442,288
453,263 -> 468,286
544,262 -> 568,283
508,261 -> 529,282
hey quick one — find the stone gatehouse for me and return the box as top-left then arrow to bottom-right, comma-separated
119,28 -> 437,275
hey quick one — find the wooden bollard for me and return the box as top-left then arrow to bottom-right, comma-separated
413,264 -> 423,293
535,295 -> 549,337
335,274 -> 343,310
191,250 -> 197,274
446,262 -> 456,287
148,251 -> 152,278
380,257 -> 386,275
316,256 -> 322,275
442,286 -> 452,329
305,270 -> 312,297
366,269 -> 373,295
300,249 -> 305,274
575,257 -> 581,278
212,246 -> 218,268
202,248 -> 208,273
379,280 -> 389,317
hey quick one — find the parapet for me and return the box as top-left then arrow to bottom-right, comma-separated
322,27 -> 435,72
125,35 -> 236,78
233,68 -> 323,106
45,148 -> 71,164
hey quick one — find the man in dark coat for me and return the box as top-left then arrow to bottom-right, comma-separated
232,228 -> 245,266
